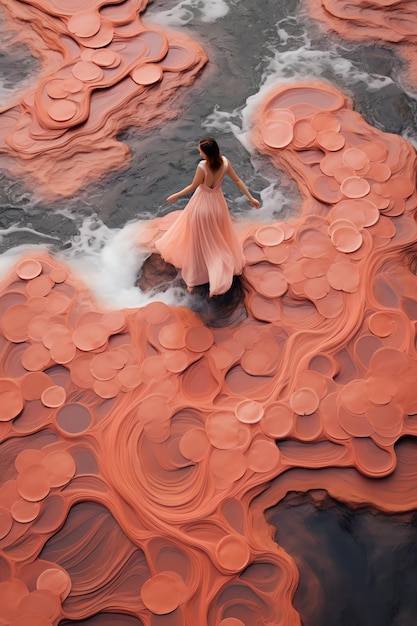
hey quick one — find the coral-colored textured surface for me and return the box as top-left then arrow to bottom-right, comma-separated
306,0 -> 417,85
1,77 -> 417,624
0,0 -> 207,196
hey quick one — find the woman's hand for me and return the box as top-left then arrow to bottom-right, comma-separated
166,194 -> 178,203
250,197 -> 261,209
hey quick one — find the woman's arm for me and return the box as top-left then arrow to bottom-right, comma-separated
227,161 -> 260,208
166,165 -> 204,203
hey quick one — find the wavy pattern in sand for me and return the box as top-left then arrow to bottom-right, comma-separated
0,0 -> 207,196
1,77 -> 417,624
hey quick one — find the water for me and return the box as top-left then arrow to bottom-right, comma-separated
1,1 -> 417,624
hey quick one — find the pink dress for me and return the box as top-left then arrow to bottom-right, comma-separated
155,156 -> 245,296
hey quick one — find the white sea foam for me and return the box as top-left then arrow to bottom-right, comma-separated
144,0 -> 228,26
57,217 -> 190,310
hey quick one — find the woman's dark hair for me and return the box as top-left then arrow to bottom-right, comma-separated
199,137 -> 223,171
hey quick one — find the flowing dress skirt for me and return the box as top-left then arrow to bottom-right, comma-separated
155,161 -> 244,296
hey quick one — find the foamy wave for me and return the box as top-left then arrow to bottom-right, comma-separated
145,0 -> 228,26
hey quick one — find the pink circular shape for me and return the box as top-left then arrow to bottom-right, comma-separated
317,130 -> 345,151
0,507 -> 12,539
342,147 -> 370,170
90,353 -> 115,380
331,226 -> 363,253
41,385 -> 66,408
21,372 -> 52,402
366,162 -> 391,182
21,344 -> 51,371
219,619 -> 245,626
11,499 -> 40,523
246,439 -> 280,472
327,262 -> 360,292
15,448 -> 44,472
261,402 -> 293,438
206,411 -> 240,449
368,312 -> 396,337
101,310 -> 126,333
265,107 -> 295,124
235,399 -> 264,423
143,301 -> 171,324
72,61 -> 104,82
290,388 -> 320,415
18,590 -> 58,621
46,79 -> 68,99
49,339 -> 76,364
37,568 -> 71,600
26,275 -> 52,298
311,111 -> 340,132
163,350 -> 189,373
47,100 -> 77,122
72,323 -> 108,351
16,465 -> 50,502
255,225 -> 285,246
117,365 -> 142,390
185,325 -> 214,352
42,450 -> 76,487
159,323 -> 186,349
92,49 -> 118,67
292,119 -> 317,148
2,304 -> 31,342
141,573 -> 182,615
62,77 -> 84,94
160,45 -> 195,71
179,428 -> 210,462
0,379 -> 24,421
216,535 -> 250,572
67,12 -> 101,38
16,259 -> 42,280
94,379 -> 120,401
56,403 -> 92,434
249,293 -> 280,322
263,120 -> 293,148
210,449 -> 246,482
131,64 -> 163,86
340,176 -> 370,198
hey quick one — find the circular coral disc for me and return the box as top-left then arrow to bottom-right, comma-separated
235,399 -> 264,423
16,259 -> 42,280
0,379 -> 24,421
56,403 -> 92,434
290,387 -> 320,415
340,176 -> 370,198
47,100 -> 77,122
263,120 -> 293,148
131,64 -> 163,86
36,568 -> 71,600
255,225 -> 285,246
0,507 -> 13,539
41,385 -> 66,408
216,535 -> 250,572
67,12 -> 101,38
141,573 -> 182,615
179,428 -> 210,462
11,499 -> 40,523
184,325 -> 214,352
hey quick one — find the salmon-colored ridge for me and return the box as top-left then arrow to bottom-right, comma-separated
1,77 -> 417,624
0,0 -> 207,197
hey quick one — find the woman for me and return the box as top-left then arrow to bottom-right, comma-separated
155,137 -> 260,297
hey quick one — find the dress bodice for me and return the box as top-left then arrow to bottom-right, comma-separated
198,156 -> 228,190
